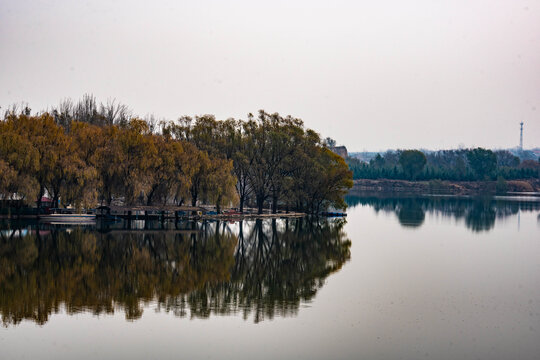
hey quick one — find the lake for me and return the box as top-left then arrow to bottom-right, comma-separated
1,195 -> 540,360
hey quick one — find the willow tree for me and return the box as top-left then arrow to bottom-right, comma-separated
188,151 -> 236,211
243,116 -> 271,214
0,118 -> 40,207
203,157 -> 237,213
145,135 -> 197,206
93,125 -> 123,205
116,119 -> 158,204
65,122 -> 102,208
291,137 -> 353,213
3,113 -> 69,209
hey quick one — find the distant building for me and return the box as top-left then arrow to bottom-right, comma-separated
330,146 -> 348,159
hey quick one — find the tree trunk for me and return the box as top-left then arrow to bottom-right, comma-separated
106,190 -> 112,206
52,192 -> 59,208
216,194 -> 222,214
37,184 -> 45,217
256,194 -> 264,215
146,187 -> 155,206
191,194 -> 198,216
271,192 -> 278,214
239,195 -> 244,213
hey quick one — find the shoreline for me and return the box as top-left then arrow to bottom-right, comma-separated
351,178 -> 540,196
0,211 -> 309,221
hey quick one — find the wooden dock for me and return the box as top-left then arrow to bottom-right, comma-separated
97,205 -> 207,221
201,212 -> 306,220
97,205 -> 306,221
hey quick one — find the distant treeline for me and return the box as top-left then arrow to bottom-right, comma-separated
0,95 -> 352,214
347,148 -> 540,181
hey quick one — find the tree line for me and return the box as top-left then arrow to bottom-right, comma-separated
0,96 -> 353,214
347,148 -> 540,181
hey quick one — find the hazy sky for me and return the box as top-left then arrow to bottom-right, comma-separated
1,0 -> 539,151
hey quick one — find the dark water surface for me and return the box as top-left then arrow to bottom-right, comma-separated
1,196 -> 540,359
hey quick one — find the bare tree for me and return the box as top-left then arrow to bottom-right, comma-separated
99,98 -> 131,126
143,114 -> 163,134
2,102 -> 31,119
52,98 -> 74,128
74,94 -> 100,124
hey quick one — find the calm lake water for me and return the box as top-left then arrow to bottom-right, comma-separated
1,195 -> 540,360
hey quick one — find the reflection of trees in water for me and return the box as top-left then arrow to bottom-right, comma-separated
0,223 -> 236,325
396,199 -> 425,228
346,194 -> 540,232
465,201 -> 496,232
0,218 -> 350,326
178,218 -> 351,322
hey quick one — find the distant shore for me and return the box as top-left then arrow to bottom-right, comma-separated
351,178 -> 540,196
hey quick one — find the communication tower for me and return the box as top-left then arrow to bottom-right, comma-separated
519,122 -> 524,151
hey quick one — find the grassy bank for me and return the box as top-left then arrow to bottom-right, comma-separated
351,178 -> 540,195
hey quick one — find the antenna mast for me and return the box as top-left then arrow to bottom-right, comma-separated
519,122 -> 524,151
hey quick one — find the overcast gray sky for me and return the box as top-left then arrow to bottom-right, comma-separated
1,0 -> 539,151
